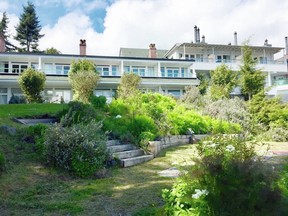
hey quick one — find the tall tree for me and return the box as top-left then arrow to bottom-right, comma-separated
0,12 -> 17,51
209,64 -> 238,100
14,1 -> 44,52
240,44 -> 266,100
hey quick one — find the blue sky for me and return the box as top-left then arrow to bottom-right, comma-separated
1,0 -> 288,56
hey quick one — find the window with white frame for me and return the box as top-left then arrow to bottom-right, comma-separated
0,62 -> 9,73
0,88 -> 8,104
124,66 -> 130,73
161,67 -> 165,77
11,63 -> 28,73
97,65 -> 110,76
132,66 -> 145,76
196,54 -> 204,62
44,63 -> 53,74
167,67 -> 179,77
56,64 -> 70,75
168,90 -> 181,97
112,65 -> 118,76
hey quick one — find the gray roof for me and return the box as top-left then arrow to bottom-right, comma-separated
119,47 -> 168,58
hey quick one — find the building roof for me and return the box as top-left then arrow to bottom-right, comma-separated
164,42 -> 284,58
119,47 -> 168,58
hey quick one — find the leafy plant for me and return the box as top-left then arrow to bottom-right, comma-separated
60,101 -> 98,126
43,120 -> 109,177
18,67 -> 46,103
89,95 -> 107,110
163,136 -> 282,216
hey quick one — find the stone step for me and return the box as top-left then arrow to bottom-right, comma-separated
106,140 -> 121,147
121,154 -> 154,167
113,149 -> 144,159
108,144 -> 136,153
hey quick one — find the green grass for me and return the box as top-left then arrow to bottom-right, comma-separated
0,103 -> 67,126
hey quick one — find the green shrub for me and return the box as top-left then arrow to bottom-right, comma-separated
256,127 -> 288,142
89,95 -> 107,110
163,136 -> 282,216
44,121 -> 109,177
103,116 -> 130,140
108,99 -> 130,117
168,106 -> 209,134
18,67 -> 46,103
60,101 -> 98,126
0,151 -> 6,174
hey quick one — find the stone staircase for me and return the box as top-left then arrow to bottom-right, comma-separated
107,140 -> 154,167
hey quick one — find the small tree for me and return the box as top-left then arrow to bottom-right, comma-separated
18,68 -> 46,103
68,59 -> 99,103
240,44 -> 266,100
196,72 -> 209,95
117,73 -> 142,118
117,72 -> 141,100
209,64 -> 238,100
14,1 -> 44,52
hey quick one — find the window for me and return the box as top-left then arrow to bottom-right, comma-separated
124,66 -> 130,73
0,62 -> 9,73
0,88 -> 8,104
181,68 -> 187,77
44,63 -> 53,74
97,65 -> 110,76
132,66 -> 146,76
112,65 -> 118,76
167,68 -> 179,77
43,89 -> 54,102
11,63 -> 28,73
55,64 -> 70,75
161,67 -> 165,77
223,55 -> 231,63
196,54 -> 203,62
179,53 -> 183,58
168,90 -> 181,98
31,63 -> 39,70
216,56 -> 222,63
260,57 -> 268,64
147,67 -> 154,76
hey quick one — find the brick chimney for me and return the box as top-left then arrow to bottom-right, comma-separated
79,39 -> 86,56
0,34 -> 6,52
148,43 -> 157,58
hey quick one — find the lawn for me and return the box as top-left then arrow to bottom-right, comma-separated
0,103 -> 67,126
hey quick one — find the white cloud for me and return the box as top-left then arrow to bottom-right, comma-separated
40,0 -> 288,55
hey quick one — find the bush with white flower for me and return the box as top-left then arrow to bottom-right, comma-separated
163,135 -> 282,215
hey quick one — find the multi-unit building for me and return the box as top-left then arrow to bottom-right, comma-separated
0,26 -> 287,104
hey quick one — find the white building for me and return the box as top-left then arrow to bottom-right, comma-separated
0,28 -> 287,104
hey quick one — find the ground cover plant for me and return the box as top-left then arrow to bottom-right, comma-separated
162,135 -> 287,216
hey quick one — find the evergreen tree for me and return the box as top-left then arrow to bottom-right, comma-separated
209,64 -> 238,100
240,44 -> 266,100
0,12 -> 16,51
14,1 -> 44,52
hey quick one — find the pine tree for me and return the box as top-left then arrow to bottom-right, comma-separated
240,43 -> 266,100
14,1 -> 44,52
0,12 -> 16,51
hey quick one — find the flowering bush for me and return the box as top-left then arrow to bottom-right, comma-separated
163,136 -> 282,215
44,120 -> 109,177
